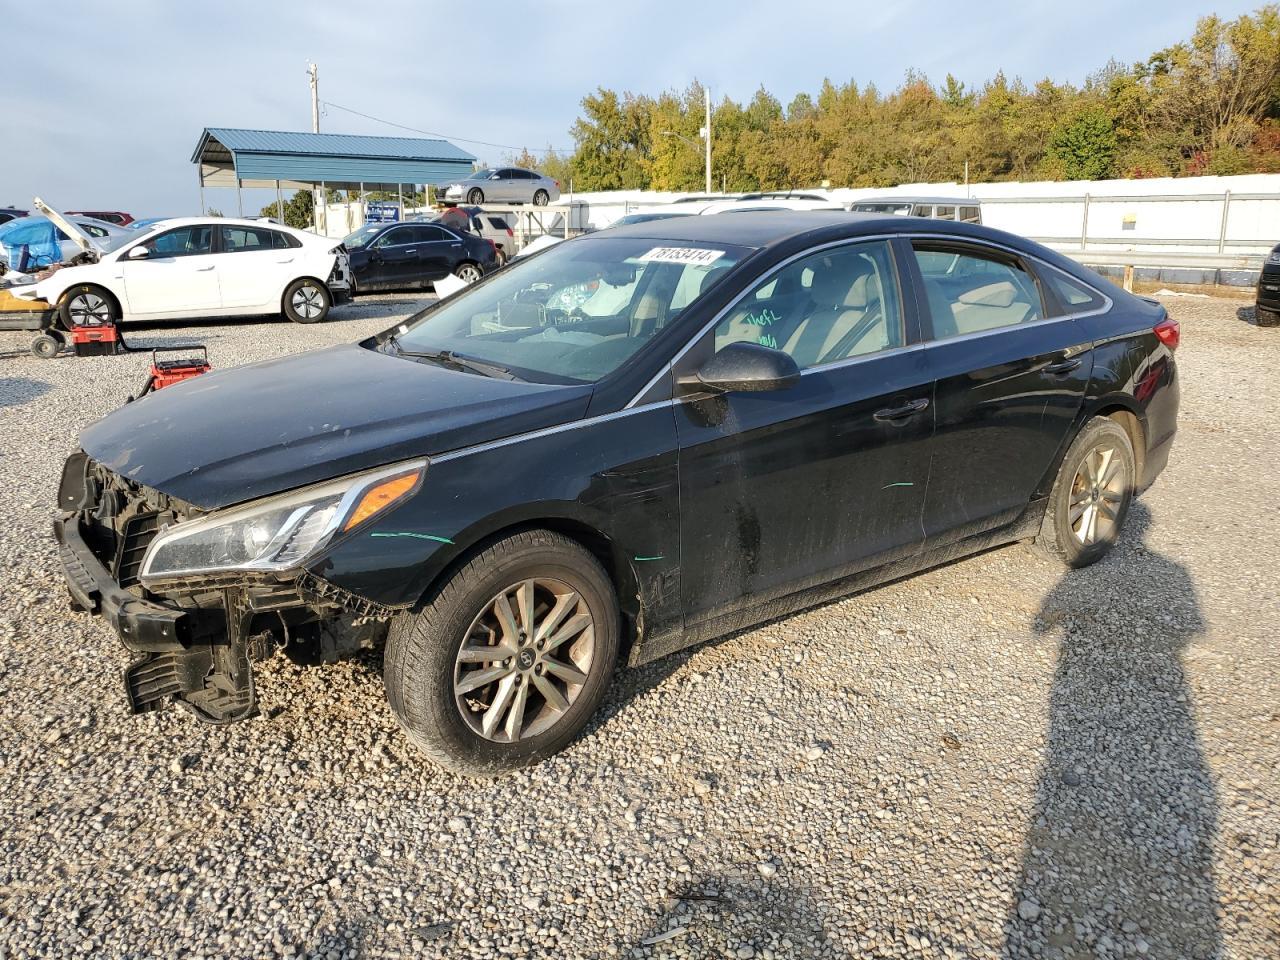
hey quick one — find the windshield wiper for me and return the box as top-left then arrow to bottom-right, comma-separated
386,338 -> 522,381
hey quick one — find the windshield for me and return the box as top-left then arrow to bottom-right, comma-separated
468,169 -> 496,181
383,236 -> 749,383
343,225 -> 384,249
97,231 -> 136,254
854,203 -> 913,215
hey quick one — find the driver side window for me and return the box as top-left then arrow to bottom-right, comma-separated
142,225 -> 213,258
714,240 -> 903,370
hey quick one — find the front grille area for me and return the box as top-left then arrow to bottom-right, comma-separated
61,453 -> 196,592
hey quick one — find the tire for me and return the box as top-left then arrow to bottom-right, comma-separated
467,188 -> 485,205
1032,417 -> 1136,568
533,189 -> 549,206
58,284 -> 117,329
30,333 -> 61,359
1256,305 -> 1279,327
282,278 -> 330,324
454,262 -> 482,284
384,529 -> 620,776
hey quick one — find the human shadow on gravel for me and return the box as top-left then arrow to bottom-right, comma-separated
0,375 -> 52,406
1004,502 -> 1221,960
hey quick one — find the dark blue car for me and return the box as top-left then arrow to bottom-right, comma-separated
342,220 -> 497,292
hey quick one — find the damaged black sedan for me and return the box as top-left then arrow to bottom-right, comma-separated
55,212 -> 1179,775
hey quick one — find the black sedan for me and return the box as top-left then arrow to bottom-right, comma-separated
343,220 -> 497,292
54,212 -> 1179,775
1256,242 -> 1280,326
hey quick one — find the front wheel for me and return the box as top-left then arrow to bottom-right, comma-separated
533,189 -> 549,206
282,278 -> 330,324
58,285 -> 117,328
1257,305 -> 1279,327
467,188 -> 485,205
384,530 -> 620,775
1032,417 -> 1136,568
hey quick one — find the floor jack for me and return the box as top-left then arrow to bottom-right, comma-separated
66,321 -> 213,398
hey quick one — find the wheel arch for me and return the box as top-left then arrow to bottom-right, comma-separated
414,512 -> 643,662
54,280 -> 123,330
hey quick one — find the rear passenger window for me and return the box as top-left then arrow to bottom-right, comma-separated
959,206 -> 981,223
914,245 -> 1044,339
715,240 -> 903,369
1043,269 -> 1105,314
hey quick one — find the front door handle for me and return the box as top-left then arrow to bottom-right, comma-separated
873,398 -> 930,422
275,257 -> 295,264
404,248 -> 417,254
195,265 -> 215,272
1044,358 -> 1083,375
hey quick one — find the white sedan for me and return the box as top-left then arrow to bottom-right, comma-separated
16,217 -> 353,325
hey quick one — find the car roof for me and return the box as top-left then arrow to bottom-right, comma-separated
144,216 -> 315,236
854,196 -> 981,206
593,209 -> 1025,253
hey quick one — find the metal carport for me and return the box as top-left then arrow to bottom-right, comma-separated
191,127 -> 476,223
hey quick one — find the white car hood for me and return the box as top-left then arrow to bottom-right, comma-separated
33,197 -> 106,256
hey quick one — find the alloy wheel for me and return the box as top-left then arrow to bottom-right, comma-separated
68,292 -> 111,325
291,284 -> 324,320
456,264 -> 481,284
1068,444 -> 1129,545
453,578 -> 595,743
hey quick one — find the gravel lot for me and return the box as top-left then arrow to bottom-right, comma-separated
0,293 -> 1276,960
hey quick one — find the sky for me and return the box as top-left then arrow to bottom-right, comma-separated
0,0 -> 1262,217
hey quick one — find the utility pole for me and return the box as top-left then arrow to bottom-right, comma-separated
703,85 -> 712,195
308,61 -> 320,133
307,61 -> 322,233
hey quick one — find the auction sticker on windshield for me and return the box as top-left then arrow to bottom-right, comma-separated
638,247 -> 726,266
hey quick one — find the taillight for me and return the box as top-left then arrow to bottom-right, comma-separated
554,180 -> 560,189
1154,317 -> 1180,350
506,227 -> 514,237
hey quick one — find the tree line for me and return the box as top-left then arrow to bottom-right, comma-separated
508,6 -> 1280,192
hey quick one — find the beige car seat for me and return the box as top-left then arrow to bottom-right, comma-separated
782,263 -> 883,367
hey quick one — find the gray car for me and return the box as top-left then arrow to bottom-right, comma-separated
437,167 -> 560,206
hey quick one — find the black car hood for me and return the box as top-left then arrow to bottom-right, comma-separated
80,344 -> 592,510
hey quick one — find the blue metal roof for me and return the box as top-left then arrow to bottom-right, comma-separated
192,127 -> 476,189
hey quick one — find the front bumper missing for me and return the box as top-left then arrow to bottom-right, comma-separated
55,517 -> 257,724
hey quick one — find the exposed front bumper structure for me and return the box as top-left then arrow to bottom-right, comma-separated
56,516 -> 257,723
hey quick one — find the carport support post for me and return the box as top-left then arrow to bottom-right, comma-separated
276,180 -> 284,221
1218,190 -> 1231,254
1080,193 -> 1090,250
236,179 -> 244,218
198,166 -> 206,215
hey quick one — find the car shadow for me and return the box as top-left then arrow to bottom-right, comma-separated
1235,304 -> 1256,325
1003,501 -> 1221,959
0,374 -> 52,407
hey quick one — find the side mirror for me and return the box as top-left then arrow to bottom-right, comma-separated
490,174 -> 502,181
126,245 -> 150,260
682,341 -> 801,394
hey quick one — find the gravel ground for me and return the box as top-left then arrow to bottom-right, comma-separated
0,294 -> 1276,960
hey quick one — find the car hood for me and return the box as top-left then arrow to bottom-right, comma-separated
80,343 -> 593,510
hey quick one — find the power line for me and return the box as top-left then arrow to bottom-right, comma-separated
319,100 -> 572,155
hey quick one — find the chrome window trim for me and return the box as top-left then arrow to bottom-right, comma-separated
798,341 -> 926,376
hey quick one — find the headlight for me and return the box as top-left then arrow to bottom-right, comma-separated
139,459 -> 426,583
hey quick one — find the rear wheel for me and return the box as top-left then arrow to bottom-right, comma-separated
384,530 -> 620,775
58,285 -> 117,328
1033,417 -> 1135,568
454,262 -> 482,284
467,188 -> 485,205
282,278 -> 330,324
533,189 -> 549,206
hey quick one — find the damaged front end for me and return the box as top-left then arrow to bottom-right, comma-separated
55,453 -> 419,723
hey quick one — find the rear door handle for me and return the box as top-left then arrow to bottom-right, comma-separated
276,257 -> 295,264
195,265 -> 215,272
404,249 -> 417,254
1044,358 -> 1082,375
873,398 -> 930,422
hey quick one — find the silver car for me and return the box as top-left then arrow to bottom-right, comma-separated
437,167 -> 560,206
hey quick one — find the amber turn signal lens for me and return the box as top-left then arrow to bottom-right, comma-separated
343,472 -> 419,532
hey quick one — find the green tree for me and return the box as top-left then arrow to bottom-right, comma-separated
1045,109 -> 1118,180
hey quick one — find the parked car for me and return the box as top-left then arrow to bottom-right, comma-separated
52,211 -> 1178,774
852,197 -> 982,223
343,220 -> 497,291
67,210 -> 135,227
0,215 -> 131,270
607,211 -> 697,227
418,206 -> 518,264
700,197 -> 845,215
1257,242 -> 1280,327
13,217 -> 352,325
437,167 -> 560,206
0,207 -> 27,225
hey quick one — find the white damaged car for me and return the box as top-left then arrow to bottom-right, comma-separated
14,210 -> 352,326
